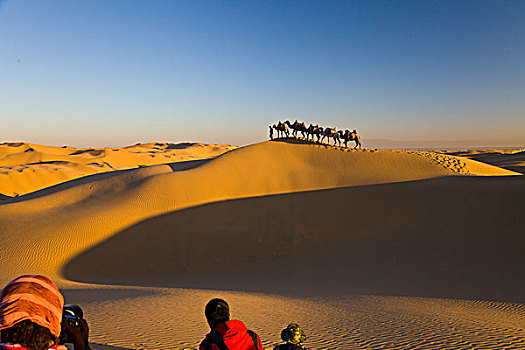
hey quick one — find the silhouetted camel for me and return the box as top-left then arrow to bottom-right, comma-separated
349,129 -> 361,149
321,127 -> 340,146
285,120 -> 307,138
307,124 -> 322,142
273,121 -> 289,138
339,129 -> 361,148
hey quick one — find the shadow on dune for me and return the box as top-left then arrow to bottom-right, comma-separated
69,149 -> 106,157
0,159 -> 211,205
271,137 -> 365,150
166,142 -> 197,149
272,138 -> 324,146
2,142 -> 26,147
166,159 -> 209,171
64,176 -> 525,303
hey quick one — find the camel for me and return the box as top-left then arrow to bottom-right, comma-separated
339,129 -> 362,148
273,121 -> 289,138
285,120 -> 307,138
321,127 -> 340,146
349,129 -> 362,149
338,130 -> 349,148
307,124 -> 323,142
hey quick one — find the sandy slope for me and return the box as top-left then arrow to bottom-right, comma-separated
0,142 -> 237,197
439,149 -> 525,174
0,140 -> 523,349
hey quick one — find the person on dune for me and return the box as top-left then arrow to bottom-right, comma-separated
0,275 -> 90,350
273,323 -> 308,350
199,298 -> 263,350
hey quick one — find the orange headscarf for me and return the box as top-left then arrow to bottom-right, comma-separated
0,275 -> 64,338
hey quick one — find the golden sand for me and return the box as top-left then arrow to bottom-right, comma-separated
0,141 -> 523,349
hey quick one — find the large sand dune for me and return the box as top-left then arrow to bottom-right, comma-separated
0,140 -> 523,349
65,175 -> 524,302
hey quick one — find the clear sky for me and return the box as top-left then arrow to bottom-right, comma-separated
1,0 -> 524,148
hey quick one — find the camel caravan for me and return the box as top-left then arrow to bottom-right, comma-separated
270,120 -> 362,149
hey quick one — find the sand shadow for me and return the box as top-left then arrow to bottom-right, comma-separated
166,142 -> 197,150
272,138 -> 323,146
64,176 -> 525,302
166,159 -> 209,172
69,149 -> 106,157
271,137 -> 363,150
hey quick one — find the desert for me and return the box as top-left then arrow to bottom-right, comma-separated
0,140 -> 524,349
1,2 -> 525,349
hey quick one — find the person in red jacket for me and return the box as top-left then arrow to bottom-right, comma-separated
199,298 -> 263,350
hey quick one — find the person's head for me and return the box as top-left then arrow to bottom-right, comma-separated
204,298 -> 230,329
0,275 -> 64,350
281,323 -> 306,345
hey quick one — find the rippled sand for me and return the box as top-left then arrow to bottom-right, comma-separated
63,287 -> 525,350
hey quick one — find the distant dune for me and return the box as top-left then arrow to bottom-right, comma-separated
0,142 -> 237,197
440,149 -> 525,174
0,140 -> 523,350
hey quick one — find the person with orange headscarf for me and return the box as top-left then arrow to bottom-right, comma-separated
0,275 -> 90,350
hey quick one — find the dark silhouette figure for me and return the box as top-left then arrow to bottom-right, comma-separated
273,323 -> 308,350
273,122 -> 289,138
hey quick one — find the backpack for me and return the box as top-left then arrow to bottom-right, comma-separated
201,329 -> 261,350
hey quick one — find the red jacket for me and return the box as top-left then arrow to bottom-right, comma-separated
199,319 -> 263,350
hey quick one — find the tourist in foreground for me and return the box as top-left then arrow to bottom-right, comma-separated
0,275 -> 90,350
273,323 -> 308,350
199,298 -> 263,350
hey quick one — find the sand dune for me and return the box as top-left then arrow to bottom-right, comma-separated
440,149 -> 525,174
64,175 -> 525,302
0,141 -> 517,283
0,140 -> 523,349
0,142 -> 237,197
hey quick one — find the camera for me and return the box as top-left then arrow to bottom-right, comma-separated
58,304 -> 86,344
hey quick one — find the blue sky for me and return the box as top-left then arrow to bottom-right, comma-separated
1,0 -> 524,147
